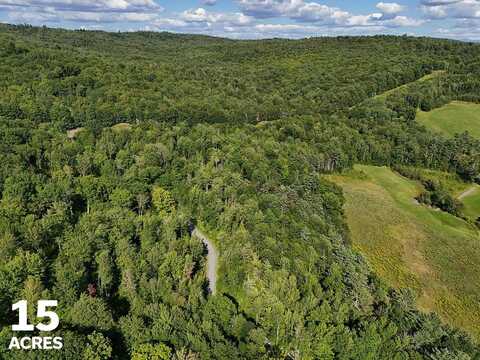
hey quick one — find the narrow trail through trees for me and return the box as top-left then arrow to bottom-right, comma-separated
192,228 -> 218,295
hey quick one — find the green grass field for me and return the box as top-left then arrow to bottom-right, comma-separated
417,101 -> 480,138
461,185 -> 480,221
329,165 -> 480,339
374,70 -> 444,101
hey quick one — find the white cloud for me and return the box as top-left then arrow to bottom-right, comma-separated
422,0 -> 480,20
252,22 -> 388,38
147,8 -> 256,36
237,0 -> 351,24
0,0 -> 162,13
0,0 -> 163,25
236,0 -> 419,28
8,9 -> 157,23
422,5 -> 448,18
386,15 -> 424,27
0,0 -> 427,39
237,0 -> 302,19
152,18 -> 188,28
180,8 -> 254,26
376,2 -> 405,15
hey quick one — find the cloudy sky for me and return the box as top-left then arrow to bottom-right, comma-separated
1,0 -> 480,40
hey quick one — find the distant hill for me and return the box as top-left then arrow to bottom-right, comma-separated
1,23 -> 478,129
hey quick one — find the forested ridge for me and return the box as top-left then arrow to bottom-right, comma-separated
0,24 -> 480,359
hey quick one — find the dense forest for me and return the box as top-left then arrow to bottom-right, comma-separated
0,24 -> 480,359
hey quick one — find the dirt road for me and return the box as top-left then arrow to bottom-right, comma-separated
192,228 -> 217,295
458,186 -> 478,200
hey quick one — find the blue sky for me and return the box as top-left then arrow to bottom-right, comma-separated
1,0 -> 479,40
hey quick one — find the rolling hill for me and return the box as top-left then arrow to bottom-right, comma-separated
1,24 -> 480,359
329,165 -> 480,338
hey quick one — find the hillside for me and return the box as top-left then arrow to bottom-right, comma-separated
417,101 -> 480,138
0,24 -> 476,128
1,25 -> 480,359
329,165 -> 480,338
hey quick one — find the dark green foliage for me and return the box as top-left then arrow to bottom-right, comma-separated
394,166 -> 464,216
417,180 -> 463,216
0,24 -> 479,359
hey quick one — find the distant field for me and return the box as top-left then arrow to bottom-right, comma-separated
329,165 -> 480,339
374,70 -> 444,100
417,101 -> 480,138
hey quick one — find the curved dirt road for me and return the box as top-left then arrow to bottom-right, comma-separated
458,185 -> 478,200
192,228 -> 217,295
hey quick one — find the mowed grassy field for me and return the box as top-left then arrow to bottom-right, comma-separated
328,165 -> 480,339
461,185 -> 480,221
417,101 -> 480,138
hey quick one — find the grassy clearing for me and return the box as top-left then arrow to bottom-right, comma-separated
417,101 -> 480,138
374,70 -> 444,101
112,122 -> 132,131
461,185 -> 480,221
328,165 -> 480,339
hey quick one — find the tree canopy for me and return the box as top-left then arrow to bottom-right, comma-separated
0,24 -> 479,359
